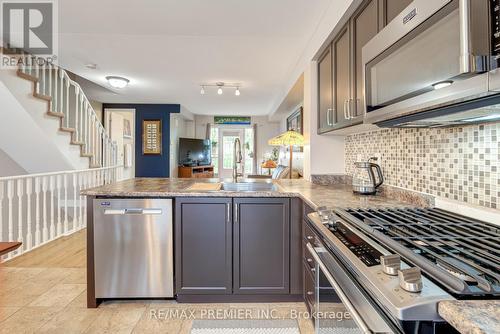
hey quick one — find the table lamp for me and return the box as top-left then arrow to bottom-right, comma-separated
268,130 -> 305,179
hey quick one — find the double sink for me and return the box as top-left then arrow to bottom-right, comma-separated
187,181 -> 279,193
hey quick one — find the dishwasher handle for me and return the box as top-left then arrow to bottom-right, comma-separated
104,208 -> 163,215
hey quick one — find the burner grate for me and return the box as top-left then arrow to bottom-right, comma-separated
338,207 -> 500,296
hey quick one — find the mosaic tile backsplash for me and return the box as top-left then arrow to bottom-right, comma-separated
345,122 -> 500,210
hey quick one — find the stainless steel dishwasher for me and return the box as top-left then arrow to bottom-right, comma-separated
93,198 -> 173,298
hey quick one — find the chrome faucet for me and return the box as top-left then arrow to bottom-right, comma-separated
233,138 -> 243,182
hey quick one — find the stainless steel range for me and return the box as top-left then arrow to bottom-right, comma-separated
306,207 -> 499,334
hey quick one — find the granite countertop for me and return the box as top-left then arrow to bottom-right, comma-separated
438,300 -> 500,334
81,178 -> 416,209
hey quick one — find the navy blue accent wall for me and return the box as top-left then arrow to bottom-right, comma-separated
103,104 -> 180,177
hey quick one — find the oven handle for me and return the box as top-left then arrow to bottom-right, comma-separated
306,243 -> 371,334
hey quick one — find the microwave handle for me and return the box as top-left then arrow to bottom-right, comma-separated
306,243 -> 371,334
459,0 -> 471,74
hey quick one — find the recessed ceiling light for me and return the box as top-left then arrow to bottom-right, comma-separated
217,87 -> 223,95
235,87 -> 240,96
432,80 -> 453,90
106,76 -> 130,89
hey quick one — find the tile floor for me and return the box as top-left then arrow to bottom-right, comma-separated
0,230 -> 315,334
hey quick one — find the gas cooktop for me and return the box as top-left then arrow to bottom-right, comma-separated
329,207 -> 500,298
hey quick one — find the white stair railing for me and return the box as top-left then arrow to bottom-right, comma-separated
0,166 -> 122,262
17,54 -> 117,168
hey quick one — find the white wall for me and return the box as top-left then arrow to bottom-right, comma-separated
252,116 -> 281,172
0,148 -> 27,177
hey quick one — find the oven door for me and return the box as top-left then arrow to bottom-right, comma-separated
307,243 -> 400,334
362,0 -> 492,125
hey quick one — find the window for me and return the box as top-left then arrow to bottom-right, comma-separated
244,128 -> 254,175
222,135 -> 239,169
210,127 -> 219,176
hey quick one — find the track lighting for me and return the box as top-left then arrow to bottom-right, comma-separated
199,82 -> 242,96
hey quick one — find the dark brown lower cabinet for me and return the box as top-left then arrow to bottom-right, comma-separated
233,198 -> 290,294
175,197 -> 232,294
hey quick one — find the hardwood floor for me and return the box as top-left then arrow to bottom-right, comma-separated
0,229 -> 314,334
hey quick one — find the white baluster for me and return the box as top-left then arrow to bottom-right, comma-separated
79,95 -> 84,142
34,59 -> 40,94
34,177 -> 41,246
53,67 -> 58,113
42,176 -> 48,242
65,79 -> 70,128
16,179 -> 24,255
63,174 -> 68,233
78,172 -> 83,229
82,172 -> 88,228
56,174 -> 62,236
74,86 -> 79,142
48,63 -> 52,101
59,69 -> 64,116
41,61 -> 46,95
7,180 -> 14,243
49,175 -> 55,239
25,178 -> 33,251
73,173 -> 78,231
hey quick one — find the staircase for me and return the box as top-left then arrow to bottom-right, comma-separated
0,50 -> 117,172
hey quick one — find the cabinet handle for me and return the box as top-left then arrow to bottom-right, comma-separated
234,203 -> 238,224
343,100 -> 349,120
326,108 -> 333,126
350,98 -> 362,119
227,203 -> 231,223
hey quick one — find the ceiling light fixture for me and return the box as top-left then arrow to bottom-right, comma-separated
199,82 -> 242,96
432,80 -> 453,90
106,76 -> 130,89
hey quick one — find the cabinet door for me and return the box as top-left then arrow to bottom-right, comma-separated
233,198 -> 290,294
318,45 -> 334,133
333,24 -> 351,125
382,0 -> 412,26
175,198 -> 232,294
351,0 -> 380,119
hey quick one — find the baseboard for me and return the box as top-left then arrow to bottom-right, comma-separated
176,294 -> 303,303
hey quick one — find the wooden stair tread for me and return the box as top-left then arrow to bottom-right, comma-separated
47,111 -> 64,118
33,92 -> 51,101
0,242 -> 22,257
60,127 -> 76,133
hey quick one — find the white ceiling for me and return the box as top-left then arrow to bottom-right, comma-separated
57,0 -> 333,115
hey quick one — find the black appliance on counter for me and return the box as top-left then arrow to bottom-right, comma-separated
306,207 -> 499,334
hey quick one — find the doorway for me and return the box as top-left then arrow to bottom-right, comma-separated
104,109 -> 136,180
211,126 -> 254,178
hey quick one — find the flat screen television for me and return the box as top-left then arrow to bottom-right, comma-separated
178,138 -> 211,166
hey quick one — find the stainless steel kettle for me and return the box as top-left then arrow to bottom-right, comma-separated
352,157 -> 384,195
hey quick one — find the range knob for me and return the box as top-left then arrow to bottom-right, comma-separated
317,206 -> 331,221
380,254 -> 401,276
398,267 -> 423,293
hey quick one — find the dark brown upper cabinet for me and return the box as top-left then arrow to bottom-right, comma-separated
381,0 -> 413,27
317,0 -> 389,134
318,46 -> 335,133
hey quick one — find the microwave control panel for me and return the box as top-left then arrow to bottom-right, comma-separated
492,0 -> 500,55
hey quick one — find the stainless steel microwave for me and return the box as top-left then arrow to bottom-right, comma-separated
362,0 -> 500,127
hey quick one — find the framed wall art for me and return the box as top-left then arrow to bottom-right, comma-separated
142,120 -> 162,155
